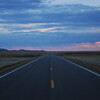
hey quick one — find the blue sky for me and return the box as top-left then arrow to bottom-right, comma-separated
0,0 -> 100,51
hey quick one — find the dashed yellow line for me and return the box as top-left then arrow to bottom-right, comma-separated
51,80 -> 55,88
50,67 -> 52,71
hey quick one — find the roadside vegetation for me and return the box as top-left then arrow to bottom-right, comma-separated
55,51 -> 100,73
0,51 -> 47,74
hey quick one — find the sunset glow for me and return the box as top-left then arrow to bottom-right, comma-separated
0,0 -> 100,51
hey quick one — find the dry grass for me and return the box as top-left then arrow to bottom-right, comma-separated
54,51 -> 100,73
0,51 -> 46,74
0,58 -> 36,74
63,55 -> 100,73
0,57 -> 30,68
0,51 -> 45,57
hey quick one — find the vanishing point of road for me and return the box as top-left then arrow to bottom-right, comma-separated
0,55 -> 100,100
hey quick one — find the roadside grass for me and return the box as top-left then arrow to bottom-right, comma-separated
0,57 -> 30,68
0,51 -> 46,75
55,51 -> 100,73
0,58 -> 35,74
0,51 -> 46,57
63,55 -> 100,73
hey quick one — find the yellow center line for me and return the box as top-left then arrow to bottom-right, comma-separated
50,67 -> 52,71
51,80 -> 55,88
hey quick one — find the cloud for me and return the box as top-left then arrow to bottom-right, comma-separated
0,0 -> 100,51
26,41 -> 100,51
63,27 -> 100,34
0,3 -> 100,27
72,42 -> 100,48
0,28 -> 10,34
11,26 -> 64,33
0,18 -> 6,22
44,41 -> 100,51
63,42 -> 100,51
0,0 -> 41,11
12,23 -> 57,27
1,41 -> 100,51
44,0 -> 100,6
0,23 -> 65,35
37,27 -> 64,32
25,4 -> 100,15
0,0 -> 41,3
0,22 -> 100,35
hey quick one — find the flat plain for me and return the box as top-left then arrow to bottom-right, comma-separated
55,51 -> 100,73
0,51 -> 46,74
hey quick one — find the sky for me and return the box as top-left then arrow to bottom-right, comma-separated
0,0 -> 100,51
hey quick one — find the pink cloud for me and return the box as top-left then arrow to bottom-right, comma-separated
73,43 -> 97,48
79,42 -> 100,48
12,26 -> 64,33
8,41 -> 100,51
63,42 -> 100,51
0,28 -> 10,34
37,28 -> 54,32
37,27 -> 59,32
45,41 -> 100,51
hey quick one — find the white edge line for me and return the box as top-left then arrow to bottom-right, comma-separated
0,57 -> 43,79
58,56 -> 100,77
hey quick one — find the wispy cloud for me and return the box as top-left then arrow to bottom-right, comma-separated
0,23 -> 64,34
0,22 -> 100,35
64,42 -> 100,51
71,42 -> 100,48
0,28 -> 10,34
63,27 -> 100,34
11,26 -> 64,33
44,41 -> 100,51
9,41 -> 100,51
0,0 -> 100,51
0,18 -> 6,22
44,0 -> 100,6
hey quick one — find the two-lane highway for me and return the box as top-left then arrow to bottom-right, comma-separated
0,56 -> 51,100
50,55 -> 100,100
0,55 -> 100,100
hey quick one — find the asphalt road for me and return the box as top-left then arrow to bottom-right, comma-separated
0,55 -> 100,100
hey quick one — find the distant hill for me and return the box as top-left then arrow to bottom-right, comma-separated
0,48 -> 8,51
0,48 -> 45,52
